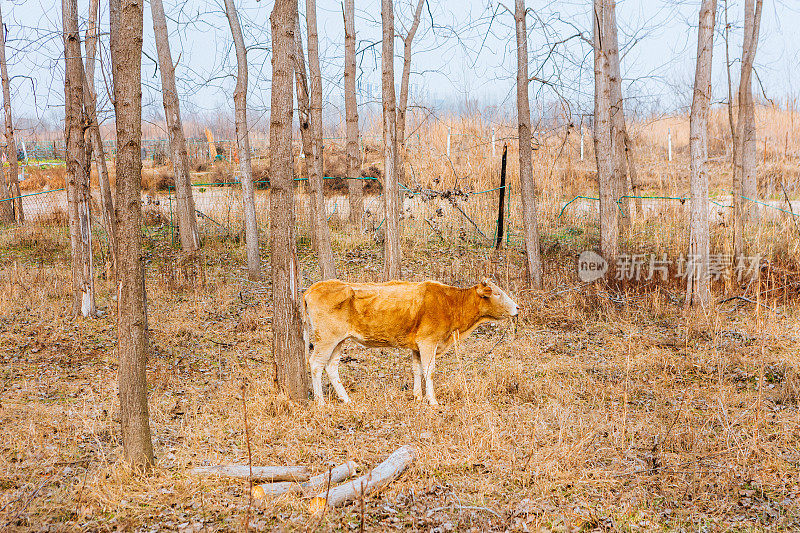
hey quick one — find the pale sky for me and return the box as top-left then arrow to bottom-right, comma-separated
3,0 -> 800,138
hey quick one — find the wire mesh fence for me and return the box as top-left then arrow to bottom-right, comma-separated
153,177 -> 523,250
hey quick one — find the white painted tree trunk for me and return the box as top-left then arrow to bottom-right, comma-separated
63,0 -> 96,318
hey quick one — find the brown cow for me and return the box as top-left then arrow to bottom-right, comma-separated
302,278 -> 519,406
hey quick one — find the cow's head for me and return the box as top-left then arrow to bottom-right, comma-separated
476,278 -> 519,318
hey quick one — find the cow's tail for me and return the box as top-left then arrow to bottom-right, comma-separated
302,295 -> 313,362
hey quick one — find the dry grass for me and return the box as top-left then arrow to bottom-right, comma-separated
16,103 -> 800,208
1,213 -> 799,531
20,163 -> 173,194
2,104 -> 800,531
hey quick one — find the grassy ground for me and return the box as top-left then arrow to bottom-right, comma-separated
0,218 -> 799,532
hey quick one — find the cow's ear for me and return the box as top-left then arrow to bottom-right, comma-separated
477,282 -> 492,297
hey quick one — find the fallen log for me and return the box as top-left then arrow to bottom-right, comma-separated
190,465 -> 310,482
252,461 -> 358,499
309,445 -> 417,510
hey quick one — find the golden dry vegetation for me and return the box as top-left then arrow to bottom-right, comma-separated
1,105 -> 800,531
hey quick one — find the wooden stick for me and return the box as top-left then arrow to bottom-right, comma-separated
252,460 -> 358,498
190,465 -> 310,482
309,445 -> 417,510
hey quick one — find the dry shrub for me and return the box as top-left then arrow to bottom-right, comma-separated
2,223 -> 69,263
36,207 -> 69,226
19,166 -> 66,191
142,165 -> 175,191
762,161 -> 800,192
771,366 -> 800,406
236,302 -> 270,332
155,249 -> 207,292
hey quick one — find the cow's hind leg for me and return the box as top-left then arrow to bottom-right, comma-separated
411,350 -> 423,400
309,339 -> 343,406
325,342 -> 350,404
419,343 -> 439,406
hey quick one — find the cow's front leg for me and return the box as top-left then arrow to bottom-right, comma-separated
411,350 -> 423,400
419,344 -> 438,406
325,344 -> 350,403
310,340 -> 338,406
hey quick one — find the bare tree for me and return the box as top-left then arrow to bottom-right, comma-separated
514,0 -> 543,288
687,0 -> 717,307
606,0 -> 635,224
0,5 -> 22,222
224,0 -> 261,281
271,0 -> 310,401
63,0 -> 96,317
382,0 -> 402,280
343,0 -> 363,228
304,0 -> 336,279
732,0 -> 763,258
396,0 -> 425,159
110,0 -> 155,469
151,0 -> 201,251
84,0 -> 116,278
593,0 -> 618,268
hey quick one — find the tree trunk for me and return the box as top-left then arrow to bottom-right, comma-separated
607,0 -> 633,224
254,461 -> 358,498
733,0 -> 763,258
150,0 -> 200,251
84,0 -> 116,279
724,0 -> 736,150
0,6 -> 21,222
0,14 -> 10,226
396,0 -> 425,185
515,0 -> 543,288
687,0 -> 717,307
381,0 -> 402,280
191,464 -> 310,482
305,0 -> 336,280
110,0 -> 155,469
309,446 -> 417,510
63,0 -> 96,318
593,0 -> 618,269
271,0 -> 310,402
343,0 -> 363,229
224,0 -> 261,281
